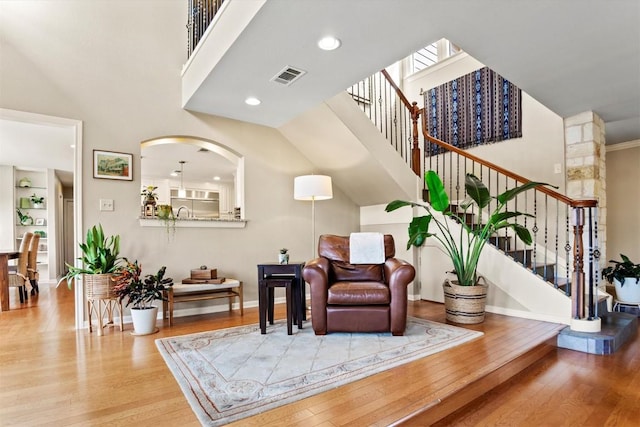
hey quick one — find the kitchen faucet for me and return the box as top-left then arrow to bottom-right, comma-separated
176,206 -> 190,218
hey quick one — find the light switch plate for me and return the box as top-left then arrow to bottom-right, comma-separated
554,163 -> 562,174
99,199 -> 114,211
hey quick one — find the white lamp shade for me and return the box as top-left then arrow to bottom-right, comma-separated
294,175 -> 333,201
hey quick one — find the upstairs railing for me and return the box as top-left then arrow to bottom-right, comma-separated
352,70 -> 601,323
187,0 -> 226,58
348,70 -> 421,175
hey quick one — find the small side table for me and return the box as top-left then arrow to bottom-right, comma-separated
257,262 -> 306,335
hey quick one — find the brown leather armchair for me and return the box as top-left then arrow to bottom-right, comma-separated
302,234 -> 415,336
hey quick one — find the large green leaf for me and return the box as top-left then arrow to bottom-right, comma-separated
407,215 -> 433,249
465,174 -> 491,209
487,211 -> 525,227
425,170 -> 449,212
511,223 -> 533,245
497,181 -> 554,204
385,200 -> 414,212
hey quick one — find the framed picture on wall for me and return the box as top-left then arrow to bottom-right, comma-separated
93,150 -> 133,181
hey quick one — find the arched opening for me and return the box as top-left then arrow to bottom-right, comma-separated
140,136 -> 244,220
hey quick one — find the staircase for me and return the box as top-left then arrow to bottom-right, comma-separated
346,69 -> 611,331
356,69 -> 637,355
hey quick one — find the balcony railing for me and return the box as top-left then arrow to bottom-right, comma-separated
187,0 -> 226,58
347,70 -> 421,175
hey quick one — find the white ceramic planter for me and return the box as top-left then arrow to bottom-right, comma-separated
614,278 -> 640,303
278,253 -> 289,264
130,306 -> 159,335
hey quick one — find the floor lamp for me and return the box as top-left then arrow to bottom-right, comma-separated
294,175 -> 333,258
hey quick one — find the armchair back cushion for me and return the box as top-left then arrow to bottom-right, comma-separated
319,234 -> 395,283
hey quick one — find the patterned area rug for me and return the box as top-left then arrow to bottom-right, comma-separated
156,317 -> 483,426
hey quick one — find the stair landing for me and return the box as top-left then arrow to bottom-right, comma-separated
557,311 -> 638,355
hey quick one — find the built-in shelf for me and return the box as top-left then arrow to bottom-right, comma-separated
14,168 -> 50,281
138,217 -> 246,229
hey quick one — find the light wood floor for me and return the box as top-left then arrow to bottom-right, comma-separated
1,283 -> 638,426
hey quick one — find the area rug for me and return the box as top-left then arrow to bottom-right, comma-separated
155,317 -> 483,426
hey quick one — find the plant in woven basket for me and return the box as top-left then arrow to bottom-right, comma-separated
113,259 -> 173,309
58,224 -> 122,289
386,170 -> 551,287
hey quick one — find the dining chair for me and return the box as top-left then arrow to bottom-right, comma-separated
9,232 -> 33,304
27,233 -> 41,295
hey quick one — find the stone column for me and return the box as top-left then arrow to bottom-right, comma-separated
564,111 -> 606,265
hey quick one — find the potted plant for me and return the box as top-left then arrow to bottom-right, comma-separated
156,204 -> 176,240
30,194 -> 45,208
113,259 -> 173,335
602,254 -> 640,303
16,208 -> 33,225
59,224 -> 122,293
279,248 -> 289,264
386,170 -> 550,323
141,185 -> 158,205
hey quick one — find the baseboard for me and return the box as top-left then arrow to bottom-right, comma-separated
485,304 -> 570,325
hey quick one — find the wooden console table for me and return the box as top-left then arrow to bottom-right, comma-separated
162,279 -> 243,325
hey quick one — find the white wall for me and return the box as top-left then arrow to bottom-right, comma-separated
606,143 -> 640,262
0,1 -> 360,316
0,166 -> 14,249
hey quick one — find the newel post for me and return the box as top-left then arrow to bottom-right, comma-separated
571,207 -> 585,320
410,101 -> 421,177
569,204 -> 601,332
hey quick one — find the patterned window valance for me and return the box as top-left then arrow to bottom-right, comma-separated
424,67 -> 522,150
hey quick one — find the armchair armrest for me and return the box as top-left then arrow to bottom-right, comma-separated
303,257 -> 331,335
384,257 -> 416,336
384,258 -> 416,291
302,257 -> 330,293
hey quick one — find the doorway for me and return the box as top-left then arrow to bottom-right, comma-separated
0,108 -> 83,328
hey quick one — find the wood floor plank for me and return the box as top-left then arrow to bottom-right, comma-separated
1,283 -> 638,426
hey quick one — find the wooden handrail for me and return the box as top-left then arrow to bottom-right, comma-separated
379,69 -> 421,176
380,69 -> 413,111
421,120 -> 597,209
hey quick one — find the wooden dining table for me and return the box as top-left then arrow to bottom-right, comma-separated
0,250 -> 19,311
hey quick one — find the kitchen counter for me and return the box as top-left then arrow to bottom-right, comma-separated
138,217 -> 246,228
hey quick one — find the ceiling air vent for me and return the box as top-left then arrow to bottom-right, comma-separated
271,66 -> 306,86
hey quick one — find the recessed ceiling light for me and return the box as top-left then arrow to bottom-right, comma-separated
213,176 -> 221,181
318,36 -> 341,51
170,172 -> 178,177
245,97 -> 261,106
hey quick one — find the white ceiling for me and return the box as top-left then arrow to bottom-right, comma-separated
183,0 -> 640,145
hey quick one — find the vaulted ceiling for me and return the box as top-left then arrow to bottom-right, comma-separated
183,0 -> 640,145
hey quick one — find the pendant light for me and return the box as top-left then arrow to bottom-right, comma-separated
178,160 -> 186,198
